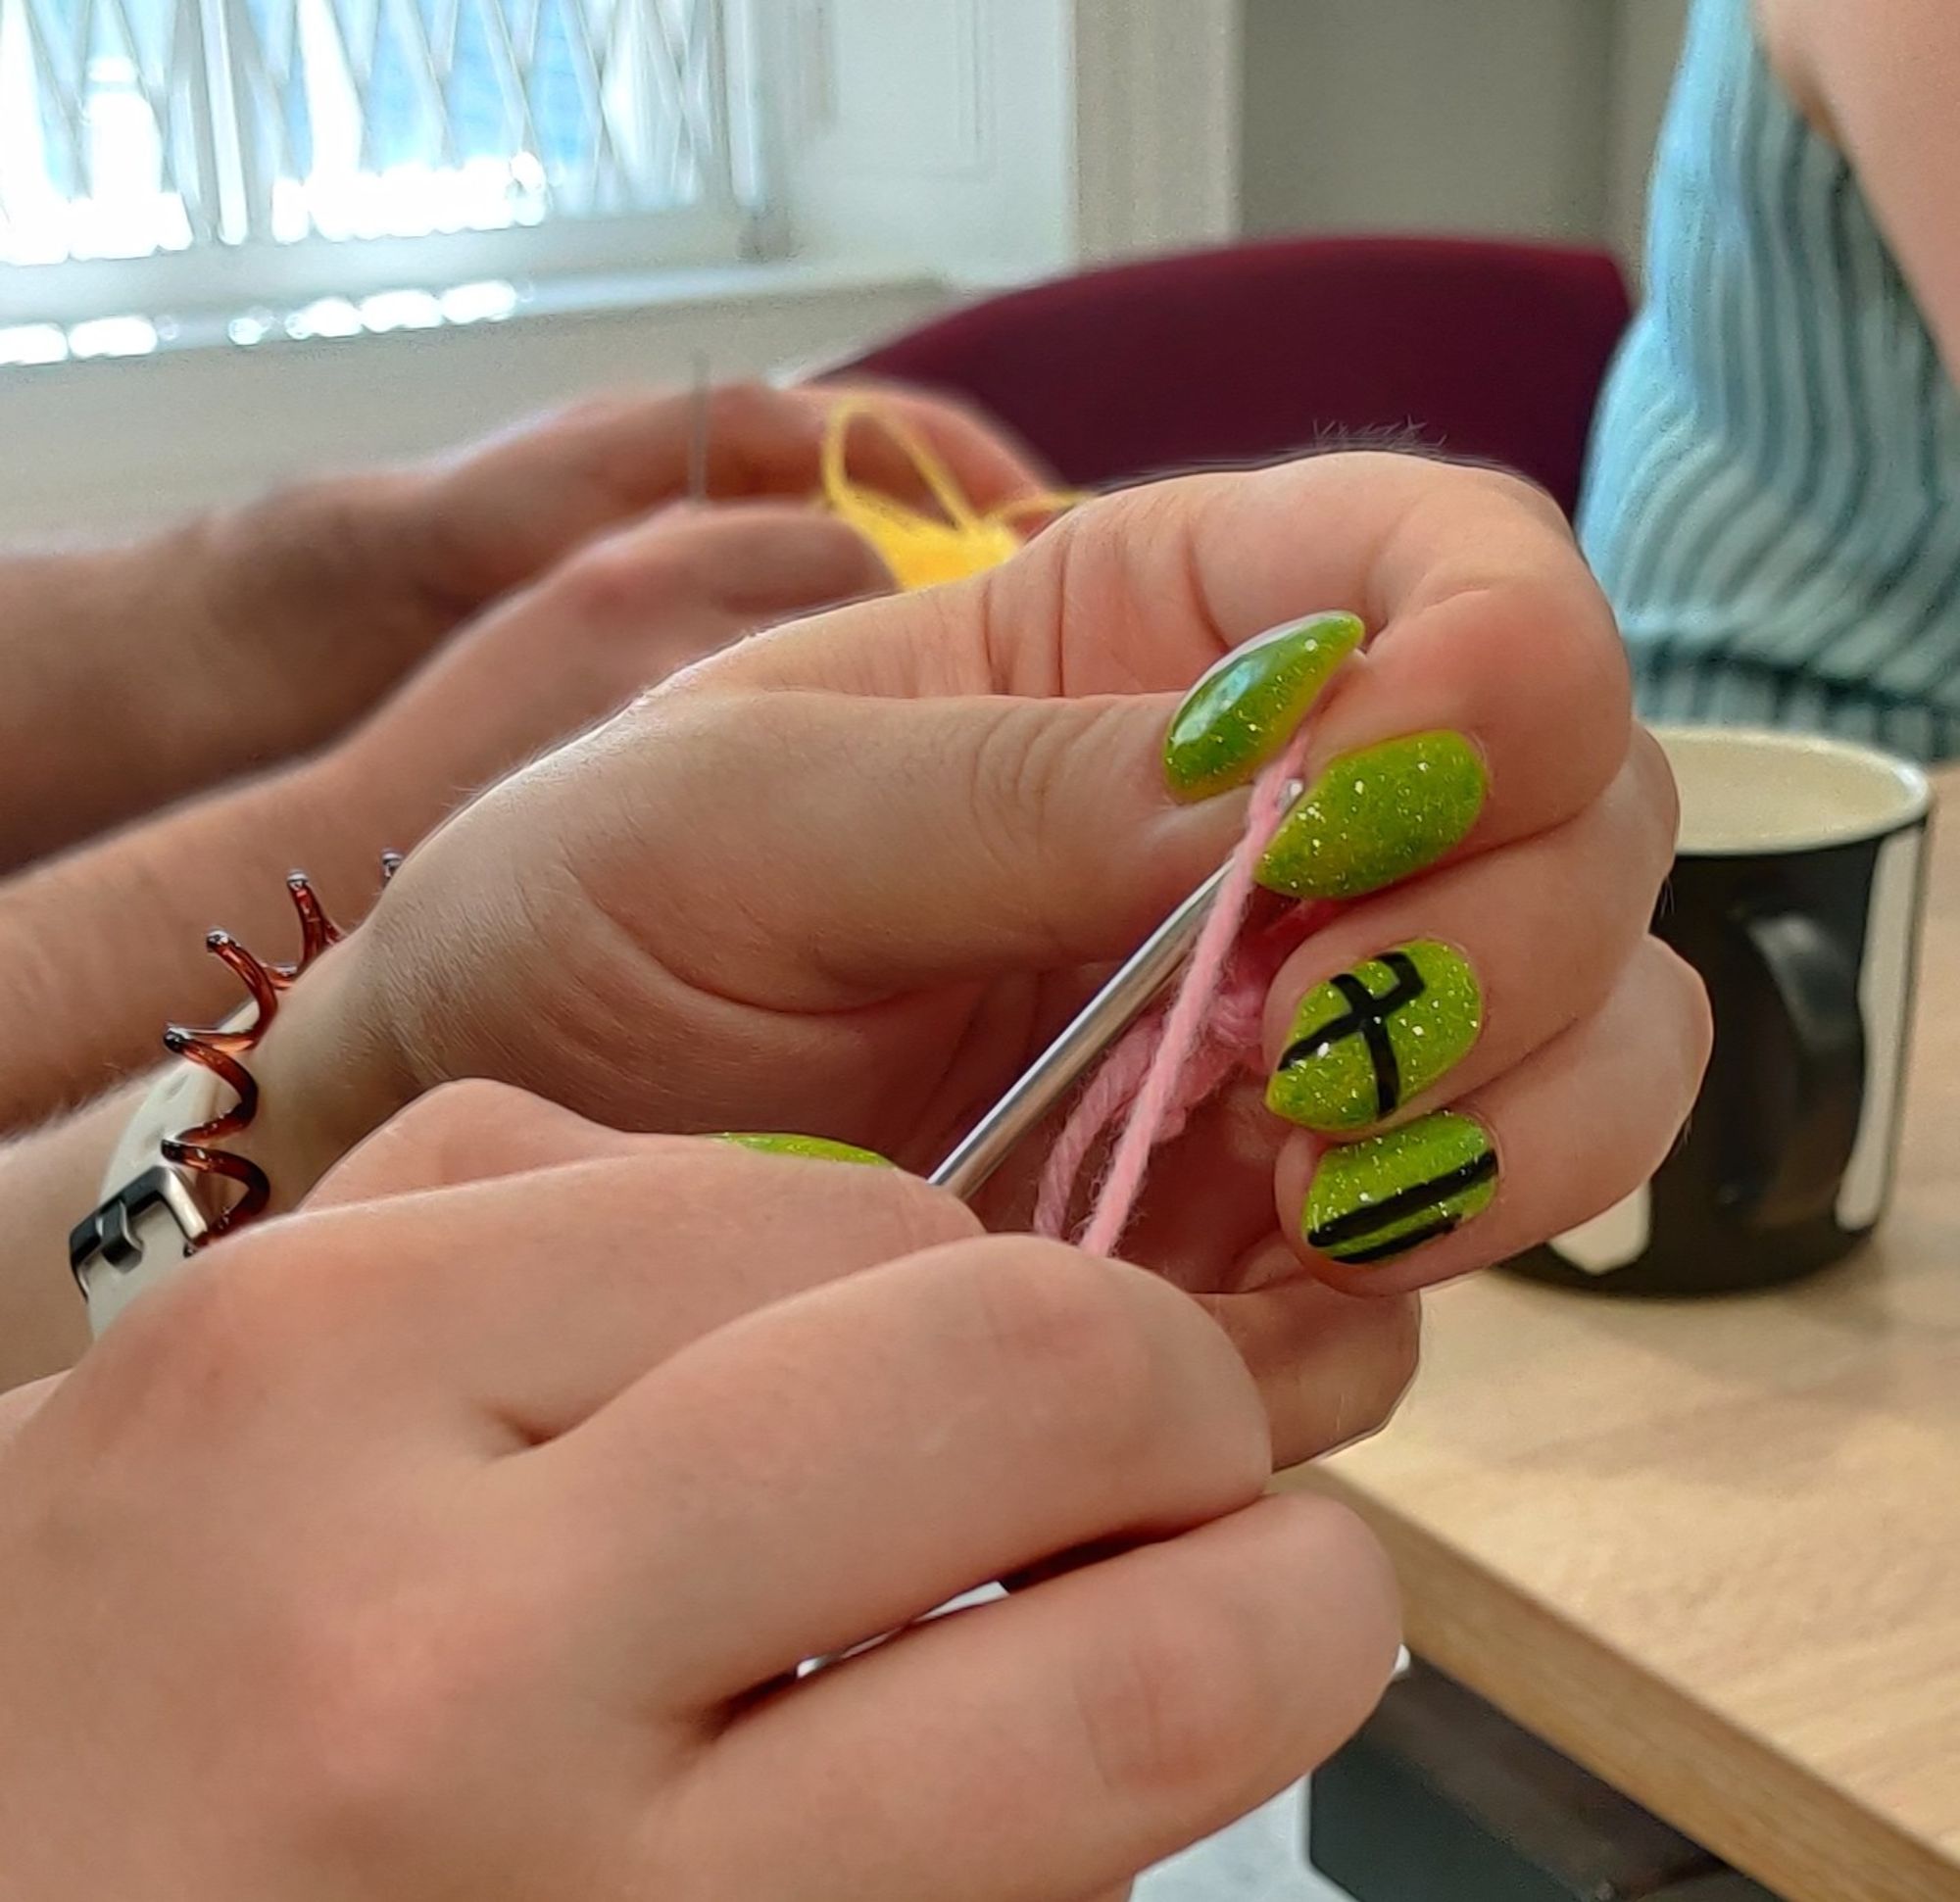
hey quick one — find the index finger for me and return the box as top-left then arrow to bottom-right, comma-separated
460,379 -> 1057,525
706,452 -> 1632,854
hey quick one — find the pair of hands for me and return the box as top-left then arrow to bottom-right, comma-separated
3,380 -> 1020,874
0,380 -> 1031,1131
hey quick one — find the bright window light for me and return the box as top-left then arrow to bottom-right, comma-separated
0,0 -> 766,334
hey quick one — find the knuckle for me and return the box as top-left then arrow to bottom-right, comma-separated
1630,727 -> 1684,876
318,1080 -> 561,1204
387,1077 -> 545,1150
1328,1296 -> 1423,1450
956,1244 -> 1261,1489
97,1253 -> 294,1443
1458,459 -> 1570,530
550,391 -> 630,437
960,704 -> 1061,918
1070,1593 -> 1286,1811
556,532 -> 684,623
1656,939 -> 1715,1083
967,696 -> 1065,827
961,698 -> 1129,950
277,1590 -> 523,1849
711,378 -> 784,436
852,1171 -> 985,1259
961,1243 -> 1165,1464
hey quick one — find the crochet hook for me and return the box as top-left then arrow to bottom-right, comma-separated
928,860 -> 1231,1199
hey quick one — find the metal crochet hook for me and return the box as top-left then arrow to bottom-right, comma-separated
926,861 -> 1230,1199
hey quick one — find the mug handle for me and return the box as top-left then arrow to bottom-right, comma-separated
1730,910 -> 1866,1229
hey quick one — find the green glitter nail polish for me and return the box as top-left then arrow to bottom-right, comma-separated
1256,731 -> 1486,901
1162,612 -> 1364,803
1303,1111 -> 1496,1265
714,1133 -> 894,1167
1267,941 -> 1483,1134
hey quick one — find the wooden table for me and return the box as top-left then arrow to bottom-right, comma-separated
1287,777 -> 1960,1902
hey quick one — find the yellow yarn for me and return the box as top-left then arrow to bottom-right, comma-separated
819,398 -> 1079,590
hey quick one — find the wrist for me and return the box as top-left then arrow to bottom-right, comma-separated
192,471 -> 450,759
305,688 -> 472,872
0,535 -> 224,797
210,748 -> 434,1216
224,928 -> 421,1216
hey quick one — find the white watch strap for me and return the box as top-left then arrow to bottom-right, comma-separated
99,1058 -> 228,1203
72,1043 -> 234,1336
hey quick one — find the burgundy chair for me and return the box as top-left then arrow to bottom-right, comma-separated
842,235 -> 1633,517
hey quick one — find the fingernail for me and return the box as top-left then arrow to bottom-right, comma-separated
1256,731 -> 1486,900
1302,1111 -> 1496,1266
714,1133 -> 894,1166
1162,612 -> 1364,803
1267,941 -> 1483,1133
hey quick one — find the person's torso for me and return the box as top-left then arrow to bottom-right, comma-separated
1578,0 -> 1960,758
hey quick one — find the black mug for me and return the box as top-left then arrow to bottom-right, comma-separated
1512,726 -> 1933,1296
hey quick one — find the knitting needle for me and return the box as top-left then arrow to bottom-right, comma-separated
929,858 -> 1233,1200
686,351 -> 710,504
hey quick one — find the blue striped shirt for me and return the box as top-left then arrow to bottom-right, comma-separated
1579,0 -> 1960,761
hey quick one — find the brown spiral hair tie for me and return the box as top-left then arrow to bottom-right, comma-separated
161,856 -> 399,1245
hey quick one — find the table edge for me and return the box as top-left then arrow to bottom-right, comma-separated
1284,1465 -> 1958,1902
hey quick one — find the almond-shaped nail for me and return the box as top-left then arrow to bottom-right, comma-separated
1302,1111 -> 1496,1265
1257,731 -> 1486,901
714,1133 -> 894,1166
1162,612 -> 1364,804
1267,941 -> 1483,1134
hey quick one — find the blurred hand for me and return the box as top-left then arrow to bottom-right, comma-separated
191,379 -> 1050,768
313,499 -> 891,845
0,1084 -> 1397,1900
0,378 -> 1041,871
241,453 -> 1708,1462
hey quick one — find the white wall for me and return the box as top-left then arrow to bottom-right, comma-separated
1239,0 -> 1688,263
1609,0 -> 1691,263
0,269 -> 950,543
782,0 -> 1241,281
784,0 -> 1078,283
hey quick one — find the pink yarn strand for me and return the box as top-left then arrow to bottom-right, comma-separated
1031,1024 -> 1158,1237
1072,725 -> 1317,1258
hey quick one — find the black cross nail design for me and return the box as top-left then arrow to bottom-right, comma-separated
1278,951 -> 1428,1119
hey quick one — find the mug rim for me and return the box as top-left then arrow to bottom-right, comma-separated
1651,723 -> 1934,857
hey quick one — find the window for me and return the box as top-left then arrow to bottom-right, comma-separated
0,0 -> 770,337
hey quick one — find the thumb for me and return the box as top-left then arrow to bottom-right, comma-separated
616,686 -> 1249,1007
564,502 -> 895,628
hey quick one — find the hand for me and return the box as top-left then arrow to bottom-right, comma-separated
243,453 -> 1709,1460
0,1084 -> 1398,1900
188,380 -> 1050,774
310,499 -> 892,853
0,497 -> 889,1151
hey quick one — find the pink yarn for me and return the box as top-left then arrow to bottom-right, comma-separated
1036,724 -> 1323,1255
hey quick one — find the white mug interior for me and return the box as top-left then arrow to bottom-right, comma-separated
1654,725 -> 1932,856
